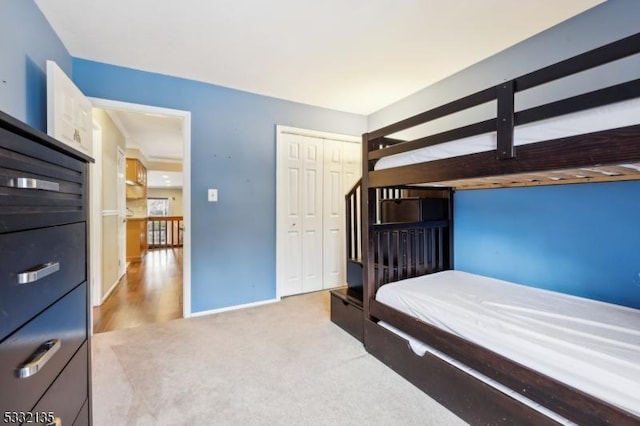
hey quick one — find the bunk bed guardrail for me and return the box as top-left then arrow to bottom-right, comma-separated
372,220 -> 449,289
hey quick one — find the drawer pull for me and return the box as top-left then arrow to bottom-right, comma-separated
8,177 -> 60,192
17,261 -> 60,284
16,339 -> 61,378
47,417 -> 62,426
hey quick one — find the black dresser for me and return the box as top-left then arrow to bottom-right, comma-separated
0,111 -> 92,425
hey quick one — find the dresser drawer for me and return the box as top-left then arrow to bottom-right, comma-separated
0,126 -> 86,233
0,223 -> 86,339
30,342 -> 88,426
72,399 -> 89,426
0,283 -> 87,414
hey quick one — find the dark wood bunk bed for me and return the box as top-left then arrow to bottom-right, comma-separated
355,33 -> 640,426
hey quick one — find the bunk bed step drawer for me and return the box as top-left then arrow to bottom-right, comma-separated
330,288 -> 363,342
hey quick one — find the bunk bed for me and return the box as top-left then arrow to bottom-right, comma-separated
358,32 -> 640,425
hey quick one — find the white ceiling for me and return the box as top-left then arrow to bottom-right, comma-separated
107,109 -> 183,162
147,170 -> 183,188
35,0 -> 603,115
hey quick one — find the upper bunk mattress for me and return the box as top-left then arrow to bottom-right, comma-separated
375,270 -> 640,416
374,97 -> 640,170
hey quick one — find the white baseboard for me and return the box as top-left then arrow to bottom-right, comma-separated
91,277 -> 103,307
100,277 -> 122,305
190,297 -> 280,317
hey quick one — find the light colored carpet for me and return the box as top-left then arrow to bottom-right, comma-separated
91,290 -> 468,425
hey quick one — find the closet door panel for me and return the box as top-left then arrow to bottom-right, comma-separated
279,135 -> 303,296
301,137 -> 323,293
323,140 -> 345,289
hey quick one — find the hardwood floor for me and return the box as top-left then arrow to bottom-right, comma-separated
93,248 -> 183,334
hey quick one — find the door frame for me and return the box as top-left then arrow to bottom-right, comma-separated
116,146 -> 127,279
89,97 -> 193,318
90,121 -> 103,307
275,125 -> 360,299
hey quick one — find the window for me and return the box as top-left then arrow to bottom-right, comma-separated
148,198 -> 170,216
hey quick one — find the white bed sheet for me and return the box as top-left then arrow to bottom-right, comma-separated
375,270 -> 640,417
374,97 -> 640,171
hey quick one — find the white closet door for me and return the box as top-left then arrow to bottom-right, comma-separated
278,134 -> 323,296
342,143 -> 362,262
322,139 -> 344,289
279,134 -> 304,296
323,140 -> 362,288
277,127 -> 360,297
301,137 -> 324,293
342,141 -> 362,262
342,142 -> 361,194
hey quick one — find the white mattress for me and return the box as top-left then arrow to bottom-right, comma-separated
375,270 -> 640,417
374,97 -> 640,171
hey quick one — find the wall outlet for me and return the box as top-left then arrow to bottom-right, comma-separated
208,189 -> 218,202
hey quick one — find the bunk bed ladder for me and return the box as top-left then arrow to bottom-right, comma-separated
345,180 -> 407,290
346,179 -> 451,293
345,178 -> 363,290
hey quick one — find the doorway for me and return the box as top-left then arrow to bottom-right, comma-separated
89,99 -> 192,333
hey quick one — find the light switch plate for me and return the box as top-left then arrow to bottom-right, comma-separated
208,189 -> 218,202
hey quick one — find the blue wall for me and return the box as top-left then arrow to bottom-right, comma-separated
72,59 -> 366,313
369,0 -> 640,308
0,0 -> 71,131
454,182 -> 640,308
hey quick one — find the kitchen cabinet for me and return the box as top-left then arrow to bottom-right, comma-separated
126,158 -> 147,199
126,218 -> 148,262
126,158 -> 146,185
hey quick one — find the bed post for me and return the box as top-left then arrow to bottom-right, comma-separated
496,80 -> 515,160
361,132 -> 376,320
448,189 -> 454,270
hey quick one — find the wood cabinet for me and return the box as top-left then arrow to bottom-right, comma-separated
126,158 -> 146,186
126,158 -> 147,199
0,110 -> 92,425
126,218 -> 148,263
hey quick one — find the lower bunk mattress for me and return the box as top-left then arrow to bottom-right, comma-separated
375,270 -> 640,417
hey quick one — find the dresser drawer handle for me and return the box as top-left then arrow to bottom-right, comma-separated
8,177 -> 60,192
16,339 -> 61,378
47,417 -> 62,426
17,261 -> 60,284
